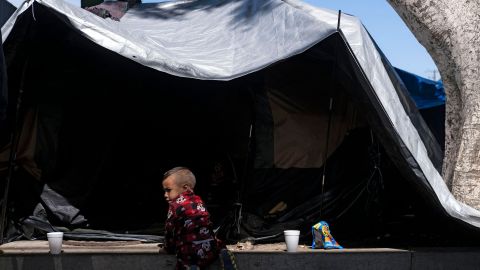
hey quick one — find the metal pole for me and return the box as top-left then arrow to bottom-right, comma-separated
318,10 -> 342,220
0,61 -> 27,244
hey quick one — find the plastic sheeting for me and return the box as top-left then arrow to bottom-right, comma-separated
395,67 -> 445,150
0,0 -> 16,28
2,0 -> 480,232
395,68 -> 445,110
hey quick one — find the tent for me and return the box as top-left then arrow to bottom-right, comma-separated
1,0 -> 480,246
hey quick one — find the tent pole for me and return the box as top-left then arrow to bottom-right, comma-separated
319,10 -> 342,220
337,9 -> 341,31
0,61 -> 28,244
319,98 -> 333,220
234,123 -> 252,235
226,87 -> 253,239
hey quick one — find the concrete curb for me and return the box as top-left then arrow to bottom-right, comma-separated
1,241 -> 480,269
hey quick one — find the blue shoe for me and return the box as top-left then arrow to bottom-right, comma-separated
311,221 -> 343,249
220,248 -> 238,270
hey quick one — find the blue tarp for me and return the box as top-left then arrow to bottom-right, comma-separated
395,67 -> 445,110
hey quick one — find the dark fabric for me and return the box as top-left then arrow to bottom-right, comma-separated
0,28 -> 7,120
165,190 -> 219,270
253,86 -> 274,168
39,184 -> 87,226
265,54 -> 358,169
418,105 -> 445,152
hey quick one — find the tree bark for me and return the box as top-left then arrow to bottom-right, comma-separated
387,0 -> 480,209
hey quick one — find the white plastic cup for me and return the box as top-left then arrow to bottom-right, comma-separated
284,230 -> 300,252
47,232 -> 64,255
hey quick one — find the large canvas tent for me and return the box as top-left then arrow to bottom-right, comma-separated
1,0 -> 480,245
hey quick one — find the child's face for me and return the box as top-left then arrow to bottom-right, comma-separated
162,175 -> 187,202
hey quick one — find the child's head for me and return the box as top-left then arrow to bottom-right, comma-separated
162,167 -> 196,202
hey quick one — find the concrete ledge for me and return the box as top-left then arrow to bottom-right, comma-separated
1,241 -> 480,270
0,241 -> 162,254
0,251 -> 411,270
0,254 -> 175,270
411,248 -> 480,270
234,251 -> 411,270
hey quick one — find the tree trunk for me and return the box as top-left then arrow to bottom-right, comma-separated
387,0 -> 480,209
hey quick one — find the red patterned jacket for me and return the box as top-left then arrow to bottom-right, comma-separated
165,190 -> 219,269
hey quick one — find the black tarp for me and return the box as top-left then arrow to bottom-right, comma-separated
0,24 -> 7,120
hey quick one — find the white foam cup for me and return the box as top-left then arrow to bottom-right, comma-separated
47,232 -> 64,255
284,230 -> 300,252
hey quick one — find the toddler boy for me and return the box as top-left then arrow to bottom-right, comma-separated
163,167 -> 219,270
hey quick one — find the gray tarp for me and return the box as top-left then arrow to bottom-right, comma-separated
3,0 -> 480,228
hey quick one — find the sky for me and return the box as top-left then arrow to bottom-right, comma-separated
7,0 -> 438,79
305,0 -> 438,79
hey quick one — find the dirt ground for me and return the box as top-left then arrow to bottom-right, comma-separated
227,241 -> 309,252
0,240 -> 313,254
